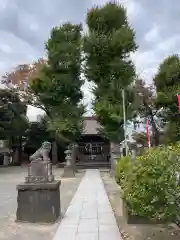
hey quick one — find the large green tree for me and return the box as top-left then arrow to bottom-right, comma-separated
0,89 -> 29,164
154,55 -> 180,143
2,24 -> 85,164
83,2 -> 137,142
30,23 -> 85,142
3,23 -> 85,143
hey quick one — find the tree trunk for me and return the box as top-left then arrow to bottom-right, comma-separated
52,141 -> 58,165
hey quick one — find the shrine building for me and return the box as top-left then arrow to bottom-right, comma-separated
76,116 -> 111,168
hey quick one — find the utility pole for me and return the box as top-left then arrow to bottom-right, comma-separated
122,89 -> 128,156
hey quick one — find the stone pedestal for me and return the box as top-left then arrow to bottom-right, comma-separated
16,181 -> 61,223
25,160 -> 54,183
62,147 -> 75,178
16,160 -> 61,223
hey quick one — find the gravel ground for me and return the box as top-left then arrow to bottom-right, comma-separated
0,166 -> 84,240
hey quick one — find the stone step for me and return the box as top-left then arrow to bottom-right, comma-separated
76,161 -> 110,169
57,161 -> 111,169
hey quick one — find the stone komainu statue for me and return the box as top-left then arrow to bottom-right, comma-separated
29,141 -> 51,162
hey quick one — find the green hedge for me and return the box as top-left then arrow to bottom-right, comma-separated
115,145 -> 180,221
115,155 -> 133,188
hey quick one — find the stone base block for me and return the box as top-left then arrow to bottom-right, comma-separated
62,166 -> 75,178
25,160 -> 54,183
16,181 -> 61,223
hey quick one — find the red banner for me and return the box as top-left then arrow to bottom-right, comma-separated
146,119 -> 151,148
177,94 -> 180,112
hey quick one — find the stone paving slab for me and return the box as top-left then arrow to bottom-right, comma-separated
53,169 -> 122,240
0,167 -> 84,240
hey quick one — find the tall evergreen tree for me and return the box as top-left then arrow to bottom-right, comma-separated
154,55 -> 180,143
3,23 -> 85,143
42,23 -> 85,141
30,23 -> 85,142
83,2 -> 137,142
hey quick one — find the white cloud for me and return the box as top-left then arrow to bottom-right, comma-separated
0,0 -> 8,10
133,33 -> 180,83
122,0 -> 142,20
131,50 -> 159,83
132,51 -> 158,69
29,23 -> 39,32
156,35 -> 180,53
0,43 -> 12,53
144,25 -> 160,43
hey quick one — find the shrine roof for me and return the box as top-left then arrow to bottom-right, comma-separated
83,116 -> 100,135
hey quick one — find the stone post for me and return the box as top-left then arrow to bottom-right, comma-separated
62,144 -> 75,178
132,149 -> 137,161
110,142 -> 120,177
3,153 -> 10,166
129,141 -> 137,161
0,140 -> 10,167
72,143 -> 78,173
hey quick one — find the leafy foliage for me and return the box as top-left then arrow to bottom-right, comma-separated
30,23 -> 85,141
83,2 -> 137,142
23,117 -> 52,154
121,146 -> 180,221
132,79 -> 161,146
3,23 -> 85,143
2,59 -> 47,111
154,55 -> 180,143
115,155 -> 133,187
0,89 -> 28,146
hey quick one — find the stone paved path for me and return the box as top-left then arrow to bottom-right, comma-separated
53,169 -> 122,240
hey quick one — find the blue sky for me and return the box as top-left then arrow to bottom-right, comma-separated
0,0 -> 180,121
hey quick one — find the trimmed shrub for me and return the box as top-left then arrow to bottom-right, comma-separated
115,155 -> 133,188
168,142 -> 180,156
122,146 -> 180,221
